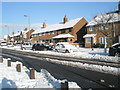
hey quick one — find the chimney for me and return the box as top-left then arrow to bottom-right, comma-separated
42,22 -> 46,28
12,32 -> 14,35
24,28 -> 28,31
63,15 -> 68,24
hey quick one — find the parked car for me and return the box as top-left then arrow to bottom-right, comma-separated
109,43 -> 120,57
0,41 -> 7,46
15,43 -> 21,46
7,43 -> 14,47
55,42 -> 79,53
42,43 -> 53,50
32,43 -> 52,51
22,42 -> 33,50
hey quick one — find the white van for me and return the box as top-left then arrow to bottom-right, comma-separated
0,41 -> 7,46
22,42 -> 33,50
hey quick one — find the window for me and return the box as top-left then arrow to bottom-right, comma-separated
51,31 -> 57,34
99,37 -> 105,44
44,32 -> 46,36
54,31 -> 57,34
42,33 -> 44,36
47,32 -> 50,35
69,29 -> 72,32
99,25 -> 104,30
105,24 -> 109,30
86,38 -> 91,43
39,33 -> 42,36
89,27 -> 94,31
61,30 -> 65,34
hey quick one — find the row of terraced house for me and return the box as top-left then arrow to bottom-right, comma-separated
5,2 -> 120,48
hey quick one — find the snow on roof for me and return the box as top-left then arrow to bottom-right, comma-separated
32,17 -> 83,35
4,35 -> 8,39
11,30 -> 30,37
52,33 -> 74,39
87,11 -> 120,26
83,34 -> 96,38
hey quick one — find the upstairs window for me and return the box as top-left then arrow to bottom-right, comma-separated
105,24 -> 109,30
44,32 -> 46,36
99,25 -> 104,30
52,31 -> 57,34
69,29 -> 72,32
39,33 -> 42,36
89,27 -> 94,31
61,30 -> 65,34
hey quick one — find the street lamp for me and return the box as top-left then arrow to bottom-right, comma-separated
4,25 -> 9,43
24,15 -> 30,42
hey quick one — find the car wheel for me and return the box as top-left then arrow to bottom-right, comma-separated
65,49 -> 69,53
55,49 -> 58,52
23,47 -> 26,50
115,52 -> 120,57
44,48 -> 47,51
33,48 -> 35,51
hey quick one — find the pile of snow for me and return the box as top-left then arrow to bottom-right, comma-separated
1,46 -> 119,63
32,49 -> 119,63
45,58 -> 119,76
0,58 -> 80,89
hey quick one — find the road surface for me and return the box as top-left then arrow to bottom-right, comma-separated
1,48 -> 119,89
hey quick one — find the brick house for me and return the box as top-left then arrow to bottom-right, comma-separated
31,16 -> 88,46
83,4 -> 120,48
10,28 -> 34,43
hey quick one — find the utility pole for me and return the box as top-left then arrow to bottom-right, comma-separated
24,15 -> 30,42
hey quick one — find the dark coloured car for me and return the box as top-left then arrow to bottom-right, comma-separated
109,43 -> 120,57
32,43 -> 53,51
42,43 -> 53,50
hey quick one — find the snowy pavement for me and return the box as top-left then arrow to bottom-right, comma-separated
0,58 -> 80,89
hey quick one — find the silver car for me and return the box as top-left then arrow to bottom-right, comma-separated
55,42 -> 79,53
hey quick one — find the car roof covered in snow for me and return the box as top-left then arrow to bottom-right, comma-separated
111,43 -> 120,47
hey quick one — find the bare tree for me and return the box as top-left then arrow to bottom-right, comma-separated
93,11 -> 118,53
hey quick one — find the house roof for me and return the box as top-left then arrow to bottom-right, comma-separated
10,30 -> 30,37
87,11 -> 120,27
83,34 -> 96,38
32,17 -> 83,35
52,33 -> 74,39
4,35 -> 8,39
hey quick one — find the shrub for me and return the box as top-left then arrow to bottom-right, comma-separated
93,43 -> 105,48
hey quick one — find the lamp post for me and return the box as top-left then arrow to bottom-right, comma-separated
4,25 -> 9,43
20,31 -> 23,50
24,15 -> 30,42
